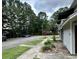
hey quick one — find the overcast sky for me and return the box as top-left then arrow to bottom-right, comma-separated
20,0 -> 74,19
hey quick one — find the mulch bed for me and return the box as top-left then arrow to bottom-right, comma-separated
42,41 -> 70,55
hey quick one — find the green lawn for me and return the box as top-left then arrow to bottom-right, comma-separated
2,39 -> 43,59
24,39 -> 43,45
2,46 -> 30,59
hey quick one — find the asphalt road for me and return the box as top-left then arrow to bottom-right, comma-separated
2,36 -> 44,50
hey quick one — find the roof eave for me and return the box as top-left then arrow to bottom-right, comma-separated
58,11 -> 77,30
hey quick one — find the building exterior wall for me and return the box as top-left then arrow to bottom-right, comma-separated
59,10 -> 77,54
59,17 -> 77,54
63,22 -> 73,54
62,21 -> 76,54
72,21 -> 77,54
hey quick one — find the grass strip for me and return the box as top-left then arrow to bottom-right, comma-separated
2,39 -> 43,59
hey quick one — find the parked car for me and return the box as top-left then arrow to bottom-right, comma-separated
21,34 -> 31,37
25,35 -> 31,37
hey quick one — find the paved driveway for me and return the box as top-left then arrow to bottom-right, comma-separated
2,36 -> 44,50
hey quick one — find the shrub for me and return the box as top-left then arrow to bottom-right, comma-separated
41,39 -> 55,52
53,35 -> 56,41
51,43 -> 55,48
44,40 -> 52,45
41,41 -> 55,52
41,45 -> 51,52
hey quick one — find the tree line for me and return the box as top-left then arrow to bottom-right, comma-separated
2,0 -> 68,38
2,0 -> 51,38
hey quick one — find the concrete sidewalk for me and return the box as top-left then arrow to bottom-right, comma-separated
17,44 -> 43,59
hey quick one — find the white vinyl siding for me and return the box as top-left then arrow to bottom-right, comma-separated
63,22 -> 74,54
